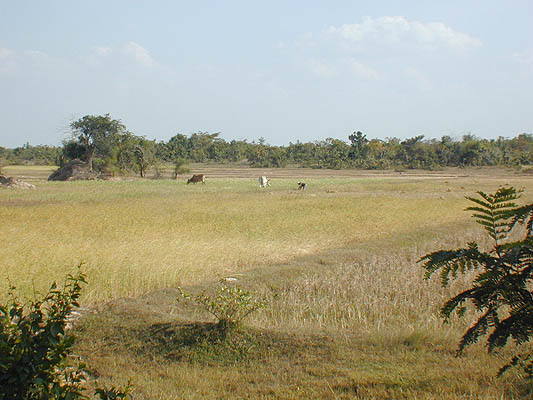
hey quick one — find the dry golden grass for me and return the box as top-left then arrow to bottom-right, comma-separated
1,173 -> 491,303
2,166 -> 533,399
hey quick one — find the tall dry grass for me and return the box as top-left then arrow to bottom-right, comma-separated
2,175 -> 531,305
252,232 -> 488,343
1,177 -> 469,303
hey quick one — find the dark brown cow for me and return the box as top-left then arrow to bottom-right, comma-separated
187,174 -> 206,184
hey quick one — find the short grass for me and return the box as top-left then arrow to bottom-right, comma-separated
2,166 -> 533,399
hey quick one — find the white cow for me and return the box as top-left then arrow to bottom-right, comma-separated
258,176 -> 271,188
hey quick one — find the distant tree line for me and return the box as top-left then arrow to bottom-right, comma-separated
0,143 -> 61,166
1,114 -> 531,174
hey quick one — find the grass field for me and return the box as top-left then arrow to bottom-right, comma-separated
1,165 -> 533,399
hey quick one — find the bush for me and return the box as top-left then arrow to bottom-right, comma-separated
173,158 -> 190,179
419,186 -> 533,377
94,382 -> 133,400
0,269 -> 133,399
178,281 -> 267,336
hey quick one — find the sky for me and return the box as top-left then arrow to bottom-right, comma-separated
1,1 -> 532,148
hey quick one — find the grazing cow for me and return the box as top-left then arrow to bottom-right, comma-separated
297,182 -> 307,190
187,174 -> 206,184
258,176 -> 271,188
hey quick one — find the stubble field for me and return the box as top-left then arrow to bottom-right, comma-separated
1,165 -> 532,399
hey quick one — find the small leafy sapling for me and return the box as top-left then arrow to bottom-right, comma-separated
419,186 -> 533,377
178,281 -> 268,334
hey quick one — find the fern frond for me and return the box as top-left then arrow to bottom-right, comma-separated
465,198 -> 492,211
440,288 -> 476,320
488,305 -> 533,352
457,309 -> 496,354
419,244 -> 481,286
470,211 -> 510,220
498,352 -> 533,378
465,189 -> 520,243
419,186 -> 532,376
509,204 -> 533,237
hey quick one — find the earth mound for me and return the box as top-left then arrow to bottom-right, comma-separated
48,160 -> 99,181
0,174 -> 36,189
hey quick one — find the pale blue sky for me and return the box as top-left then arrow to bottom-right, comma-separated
1,1 -> 532,147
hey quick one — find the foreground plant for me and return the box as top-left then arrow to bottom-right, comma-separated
178,281 -> 267,335
419,186 -> 533,377
0,269 -> 132,400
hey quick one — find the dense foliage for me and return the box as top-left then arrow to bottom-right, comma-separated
0,272 -> 87,399
1,114 -> 531,172
0,270 -> 132,399
420,187 -> 533,376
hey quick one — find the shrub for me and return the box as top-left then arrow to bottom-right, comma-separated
94,382 -> 133,400
173,158 -> 190,179
419,186 -> 533,377
178,281 -> 267,335
0,269 -> 133,399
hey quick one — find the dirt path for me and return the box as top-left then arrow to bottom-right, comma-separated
175,165 -> 525,180
4,164 -> 529,182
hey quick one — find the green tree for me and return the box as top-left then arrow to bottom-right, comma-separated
70,114 -> 126,171
459,134 -> 485,166
165,133 -> 189,161
227,139 -> 250,162
420,187 -> 533,376
247,140 -> 269,167
320,138 -> 350,169
348,131 -> 369,165
400,135 -> 437,168
511,134 -> 533,166
113,132 -> 138,174
133,138 -> 157,178
187,131 -> 221,162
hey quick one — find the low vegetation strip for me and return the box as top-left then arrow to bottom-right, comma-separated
1,124 -> 532,172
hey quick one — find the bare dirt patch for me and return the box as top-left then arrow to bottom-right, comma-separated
6,163 -> 528,182
171,164 -> 523,180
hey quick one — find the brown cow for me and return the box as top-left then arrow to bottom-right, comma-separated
187,174 -> 206,184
